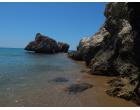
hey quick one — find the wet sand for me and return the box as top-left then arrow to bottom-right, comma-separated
25,60 -> 137,107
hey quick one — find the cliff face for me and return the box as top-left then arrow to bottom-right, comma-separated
25,33 -> 69,53
68,3 -> 140,104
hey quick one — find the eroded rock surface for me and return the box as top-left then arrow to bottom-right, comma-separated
25,33 -> 69,53
68,3 -> 140,104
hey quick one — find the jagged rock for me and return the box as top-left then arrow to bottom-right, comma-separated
25,33 -> 69,53
78,27 -> 110,66
68,27 -> 110,65
57,42 -> 69,52
68,2 -> 140,104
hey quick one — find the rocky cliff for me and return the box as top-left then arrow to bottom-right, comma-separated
68,2 -> 140,104
25,33 -> 69,53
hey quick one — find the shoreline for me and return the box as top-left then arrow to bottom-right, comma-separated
0,51 -> 138,107
72,59 -> 138,106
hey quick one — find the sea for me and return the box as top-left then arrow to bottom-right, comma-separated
0,48 -> 86,106
0,48 -> 137,107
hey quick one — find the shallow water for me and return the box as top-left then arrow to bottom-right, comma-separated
0,48 -> 137,106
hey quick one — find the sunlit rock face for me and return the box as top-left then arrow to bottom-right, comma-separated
68,27 -> 110,65
68,2 -> 140,104
25,33 -> 69,53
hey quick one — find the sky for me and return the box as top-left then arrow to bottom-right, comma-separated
0,2 -> 106,50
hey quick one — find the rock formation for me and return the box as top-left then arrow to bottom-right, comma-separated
25,33 -> 69,53
68,2 -> 140,104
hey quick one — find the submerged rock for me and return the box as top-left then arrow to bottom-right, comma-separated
25,33 -> 69,53
68,3 -> 140,104
65,83 -> 93,94
51,77 -> 69,83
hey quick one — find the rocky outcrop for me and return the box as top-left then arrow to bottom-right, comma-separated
57,42 -> 70,53
25,33 -> 69,53
68,3 -> 140,104
68,27 -> 109,65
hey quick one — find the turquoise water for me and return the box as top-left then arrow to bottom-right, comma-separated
0,48 -> 86,106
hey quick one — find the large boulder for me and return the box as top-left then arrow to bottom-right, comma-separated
25,33 -> 69,53
68,3 -> 140,104
68,27 -> 110,65
57,42 -> 69,52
